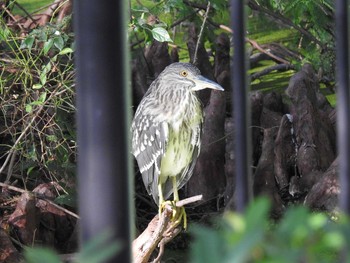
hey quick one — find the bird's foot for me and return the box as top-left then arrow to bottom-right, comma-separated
159,201 -> 187,230
172,205 -> 187,230
159,200 -> 173,216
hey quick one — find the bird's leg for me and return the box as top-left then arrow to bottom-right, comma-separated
158,183 -> 165,216
158,178 -> 187,230
158,182 -> 173,216
172,176 -> 179,202
171,177 -> 187,230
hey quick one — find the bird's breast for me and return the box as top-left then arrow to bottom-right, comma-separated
160,128 -> 193,179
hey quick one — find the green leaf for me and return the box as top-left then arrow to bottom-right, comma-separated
30,100 -> 43,106
55,194 -> 76,207
39,63 -> 51,85
59,47 -> 74,55
32,84 -> 43,90
245,197 -> 270,231
20,36 -> 35,50
40,72 -> 47,85
53,36 -> 65,51
25,104 -> 33,113
43,62 -> 52,73
131,6 -> 149,12
24,247 -> 62,263
190,226 -> 224,263
43,38 -> 54,55
143,29 -> 153,44
46,135 -> 58,142
137,17 -> 147,26
27,166 -> 36,175
39,92 -> 47,103
224,198 -> 270,263
0,27 -> 10,41
323,232 -> 345,249
75,229 -> 121,263
151,27 -> 172,42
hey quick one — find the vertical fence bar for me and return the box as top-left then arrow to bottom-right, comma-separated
74,0 -> 132,262
335,0 -> 350,213
230,0 -> 251,212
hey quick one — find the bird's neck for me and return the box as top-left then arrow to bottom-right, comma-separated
144,85 -> 203,127
166,89 -> 203,131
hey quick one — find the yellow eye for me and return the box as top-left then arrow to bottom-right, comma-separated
180,70 -> 188,77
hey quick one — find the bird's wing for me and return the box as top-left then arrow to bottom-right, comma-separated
179,123 -> 202,191
131,110 -> 168,204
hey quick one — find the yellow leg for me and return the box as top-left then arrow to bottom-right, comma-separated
172,177 -> 179,201
158,178 -> 188,230
171,177 -> 187,230
158,183 -> 165,205
158,183 -> 172,216
158,182 -> 173,216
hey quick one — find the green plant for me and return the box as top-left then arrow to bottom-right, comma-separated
0,17 -> 76,195
191,198 -> 349,263
252,0 -> 335,80
24,229 -> 121,263
129,11 -> 173,44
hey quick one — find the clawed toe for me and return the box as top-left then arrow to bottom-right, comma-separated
159,201 -> 187,230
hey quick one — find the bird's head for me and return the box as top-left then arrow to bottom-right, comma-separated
159,62 -> 224,92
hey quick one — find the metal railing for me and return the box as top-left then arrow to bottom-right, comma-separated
74,1 -> 132,262
230,0 -> 252,212
335,0 -> 350,213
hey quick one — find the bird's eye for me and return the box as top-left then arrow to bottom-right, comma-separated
180,70 -> 188,77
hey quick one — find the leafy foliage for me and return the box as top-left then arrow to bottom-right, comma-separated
129,11 -> 173,44
252,0 -> 335,80
191,198 -> 349,263
24,229 -> 121,263
0,16 -> 76,194
24,247 -> 62,263
130,0 -> 335,80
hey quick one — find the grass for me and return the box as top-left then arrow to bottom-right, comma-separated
12,0 -> 52,16
250,70 -> 294,93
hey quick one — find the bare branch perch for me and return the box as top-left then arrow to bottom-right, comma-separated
132,195 -> 203,263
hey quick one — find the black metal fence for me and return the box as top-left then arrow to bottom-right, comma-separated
74,0 -> 349,262
335,0 -> 350,213
74,1 -> 132,262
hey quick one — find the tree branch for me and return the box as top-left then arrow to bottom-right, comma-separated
246,38 -> 291,64
132,195 -> 203,263
193,1 -> 211,65
251,63 -> 295,81
248,0 -> 325,49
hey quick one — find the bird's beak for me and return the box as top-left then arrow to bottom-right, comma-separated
191,75 -> 224,91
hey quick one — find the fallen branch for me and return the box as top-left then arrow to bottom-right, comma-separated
0,182 -> 80,219
133,195 -> 203,263
205,19 -> 293,65
251,63 -> 295,81
38,0 -> 67,26
246,38 -> 290,65
1,3 -> 25,31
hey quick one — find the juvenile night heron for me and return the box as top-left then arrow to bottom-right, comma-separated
131,62 -> 223,227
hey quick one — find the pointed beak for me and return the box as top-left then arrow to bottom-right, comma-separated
191,75 -> 224,91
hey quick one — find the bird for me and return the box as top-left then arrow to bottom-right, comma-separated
131,62 -> 223,227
